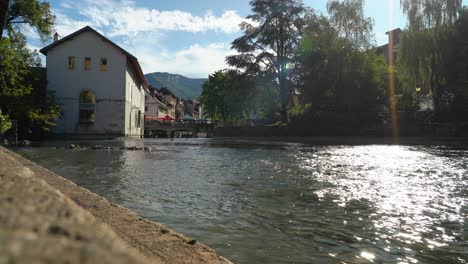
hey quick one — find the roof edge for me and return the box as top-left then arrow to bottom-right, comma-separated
40,26 -> 147,89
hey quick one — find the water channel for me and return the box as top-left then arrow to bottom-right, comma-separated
16,138 -> 468,263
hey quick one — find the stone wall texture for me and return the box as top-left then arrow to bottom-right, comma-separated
0,147 -> 231,264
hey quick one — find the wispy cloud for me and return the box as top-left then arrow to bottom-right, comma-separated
57,0 -> 245,37
125,32 -> 234,78
37,0 -> 243,77
53,10 -> 89,37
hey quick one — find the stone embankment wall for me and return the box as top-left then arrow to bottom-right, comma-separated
214,124 -> 465,138
0,147 -> 231,264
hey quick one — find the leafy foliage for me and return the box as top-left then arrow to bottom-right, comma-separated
400,0 -> 462,30
226,0 -> 307,122
6,0 -> 55,40
300,12 -> 387,116
0,0 -> 10,35
201,70 -> 263,125
0,0 -> 60,139
0,37 -> 32,98
398,0 -> 464,116
442,8 -> 468,120
326,0 -> 374,49
0,37 -> 61,138
0,111 -> 12,134
201,0 -> 468,129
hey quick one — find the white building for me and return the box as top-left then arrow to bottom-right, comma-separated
40,26 -> 146,137
145,88 -> 169,119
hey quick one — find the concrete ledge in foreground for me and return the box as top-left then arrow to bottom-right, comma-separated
0,147 -> 232,264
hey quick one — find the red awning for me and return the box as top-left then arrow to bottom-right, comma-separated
156,115 -> 175,121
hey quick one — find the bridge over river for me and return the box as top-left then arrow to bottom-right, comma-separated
145,120 -> 215,138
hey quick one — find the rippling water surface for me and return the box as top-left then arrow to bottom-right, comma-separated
16,139 -> 468,263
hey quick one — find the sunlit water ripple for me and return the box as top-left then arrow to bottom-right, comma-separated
16,139 -> 468,263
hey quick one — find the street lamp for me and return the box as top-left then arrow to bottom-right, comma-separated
415,84 -> 421,111
415,84 -> 421,93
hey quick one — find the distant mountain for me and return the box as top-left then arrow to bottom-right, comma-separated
145,72 -> 207,100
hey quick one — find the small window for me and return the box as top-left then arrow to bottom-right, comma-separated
85,57 -> 91,71
136,111 -> 141,128
68,56 -> 75,70
100,58 -> 107,71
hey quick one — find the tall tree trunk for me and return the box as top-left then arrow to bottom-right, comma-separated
0,0 -> 9,37
430,60 -> 441,116
279,71 -> 289,123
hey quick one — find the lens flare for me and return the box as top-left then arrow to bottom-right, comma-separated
388,0 -> 399,144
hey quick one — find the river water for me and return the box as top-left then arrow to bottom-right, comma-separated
16,138 -> 468,263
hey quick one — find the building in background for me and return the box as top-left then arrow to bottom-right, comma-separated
145,86 -> 169,119
159,87 -> 183,119
40,26 -> 146,137
184,100 -> 203,119
377,28 -> 402,63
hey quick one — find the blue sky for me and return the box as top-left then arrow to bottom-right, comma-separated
26,0 -> 466,78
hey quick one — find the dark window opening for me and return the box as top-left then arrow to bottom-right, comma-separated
100,58 -> 107,71
68,56 -> 75,70
85,57 -> 91,71
136,110 -> 141,128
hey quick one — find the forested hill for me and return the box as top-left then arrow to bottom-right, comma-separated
145,72 -> 207,100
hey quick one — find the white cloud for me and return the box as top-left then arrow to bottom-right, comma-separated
59,2 -> 73,9
53,10 -> 89,36
126,33 -> 235,78
37,0 -> 244,77
102,8 -> 243,37
56,0 -> 245,37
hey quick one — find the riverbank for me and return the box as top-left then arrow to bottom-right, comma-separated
213,135 -> 468,146
215,123 -> 468,141
0,146 -> 231,264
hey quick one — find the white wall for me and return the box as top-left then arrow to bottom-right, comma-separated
46,31 -> 144,137
145,93 -> 159,118
125,64 -> 145,136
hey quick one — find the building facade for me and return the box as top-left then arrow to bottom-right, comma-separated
377,28 -> 401,63
145,87 -> 169,119
184,100 -> 203,119
159,87 -> 182,119
40,26 -> 146,137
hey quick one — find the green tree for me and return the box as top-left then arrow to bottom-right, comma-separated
5,0 -> 54,39
201,71 -> 228,122
300,1 -> 386,117
445,8 -> 468,121
226,0 -> 307,123
0,0 -> 10,35
400,0 -> 462,31
0,37 -> 31,99
0,0 -> 59,139
326,0 -> 374,49
398,0 -> 463,115
0,111 -> 12,134
201,70 -> 257,126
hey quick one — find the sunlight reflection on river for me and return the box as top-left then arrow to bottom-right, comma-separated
295,145 -> 467,263
16,139 -> 468,263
